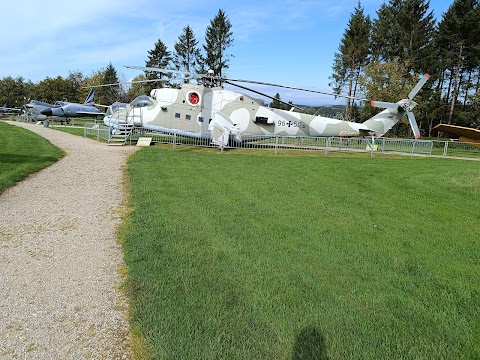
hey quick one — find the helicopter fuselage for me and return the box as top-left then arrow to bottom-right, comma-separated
104,83 -> 372,146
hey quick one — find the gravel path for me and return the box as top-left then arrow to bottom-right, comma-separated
0,122 -> 138,359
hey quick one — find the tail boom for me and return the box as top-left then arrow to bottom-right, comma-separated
362,107 -> 406,137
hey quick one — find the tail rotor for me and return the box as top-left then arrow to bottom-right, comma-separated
371,74 -> 429,139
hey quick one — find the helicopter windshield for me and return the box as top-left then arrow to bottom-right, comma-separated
106,102 -> 127,115
131,95 -> 155,108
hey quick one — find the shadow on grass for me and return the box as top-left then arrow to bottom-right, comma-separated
292,326 -> 329,360
0,153 -> 59,164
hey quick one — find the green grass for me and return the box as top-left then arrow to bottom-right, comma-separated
0,121 -> 64,193
122,146 -> 480,359
52,126 -> 108,142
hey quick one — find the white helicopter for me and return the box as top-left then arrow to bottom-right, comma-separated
103,66 -> 429,147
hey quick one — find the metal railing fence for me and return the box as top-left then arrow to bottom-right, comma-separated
83,122 -> 480,159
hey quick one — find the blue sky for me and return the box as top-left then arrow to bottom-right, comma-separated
1,0 -> 452,105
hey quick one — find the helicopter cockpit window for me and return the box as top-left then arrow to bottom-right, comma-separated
106,102 -> 127,115
132,95 -> 155,108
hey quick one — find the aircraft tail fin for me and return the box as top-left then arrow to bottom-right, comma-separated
362,74 -> 429,138
84,88 -> 95,105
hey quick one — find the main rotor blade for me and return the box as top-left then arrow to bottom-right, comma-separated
224,77 -> 366,101
83,79 -> 172,88
371,101 -> 400,109
125,65 -> 203,78
128,65 -> 366,101
407,111 -> 421,139
408,73 -> 430,100
224,81 -> 304,111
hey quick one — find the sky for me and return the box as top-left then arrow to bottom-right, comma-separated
1,0 -> 453,105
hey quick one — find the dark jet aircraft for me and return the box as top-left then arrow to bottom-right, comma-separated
23,100 -> 55,121
0,104 -> 22,117
41,88 -> 103,118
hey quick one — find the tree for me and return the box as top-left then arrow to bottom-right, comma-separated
34,76 -> 70,104
435,0 -> 480,125
83,69 -> 106,105
370,2 -> 398,62
173,26 -> 201,76
0,76 -> 30,108
330,2 -> 371,120
145,39 -> 172,83
469,92 -> 480,127
203,9 -> 234,78
371,0 -> 436,74
270,93 -> 284,109
103,62 -> 121,105
358,59 -> 421,136
65,70 -> 85,103
127,74 -> 153,101
365,0 -> 440,136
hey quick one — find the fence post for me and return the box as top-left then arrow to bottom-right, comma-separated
370,136 -> 374,159
173,133 -> 176,149
325,137 -> 329,157
275,136 -> 278,156
443,141 -> 448,157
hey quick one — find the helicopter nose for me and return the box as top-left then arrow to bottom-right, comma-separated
41,108 -> 52,116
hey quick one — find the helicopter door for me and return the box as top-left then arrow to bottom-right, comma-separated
171,107 -> 194,132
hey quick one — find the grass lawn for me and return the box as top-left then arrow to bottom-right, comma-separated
122,146 -> 480,359
0,121 -> 64,193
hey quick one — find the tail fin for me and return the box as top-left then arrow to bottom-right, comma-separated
84,88 -> 95,105
362,74 -> 429,138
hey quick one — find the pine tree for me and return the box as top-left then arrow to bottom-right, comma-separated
145,39 -> 172,82
368,0 -> 437,136
173,26 -> 201,76
371,0 -> 435,74
435,0 -> 480,125
397,0 -> 435,72
371,2 -> 399,62
103,62 -> 120,105
270,93 -> 284,109
330,2 -> 371,120
203,9 -> 233,78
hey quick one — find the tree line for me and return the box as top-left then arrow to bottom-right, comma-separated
0,9 -> 233,109
330,0 -> 480,137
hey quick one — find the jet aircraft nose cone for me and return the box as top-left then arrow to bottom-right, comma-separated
41,108 -> 52,116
